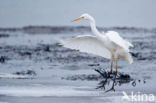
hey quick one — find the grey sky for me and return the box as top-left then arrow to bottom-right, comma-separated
0,0 -> 156,28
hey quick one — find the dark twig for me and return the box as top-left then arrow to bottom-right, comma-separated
95,69 -> 132,92
105,74 -> 116,92
94,69 -> 106,78
96,78 -> 108,90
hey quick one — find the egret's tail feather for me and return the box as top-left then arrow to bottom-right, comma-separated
126,53 -> 133,64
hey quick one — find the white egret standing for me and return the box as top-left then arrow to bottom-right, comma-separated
61,14 -> 133,74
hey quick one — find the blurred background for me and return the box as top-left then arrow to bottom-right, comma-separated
0,0 -> 156,28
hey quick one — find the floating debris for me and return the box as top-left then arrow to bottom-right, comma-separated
88,64 -> 100,67
0,33 -> 9,38
0,56 -> 9,63
14,70 -> 36,76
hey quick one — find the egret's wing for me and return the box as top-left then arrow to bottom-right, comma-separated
60,35 -> 111,59
106,31 -> 133,51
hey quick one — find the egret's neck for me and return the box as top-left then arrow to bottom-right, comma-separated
89,19 -> 101,37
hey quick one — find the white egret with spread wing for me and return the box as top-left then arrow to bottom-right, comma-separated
61,14 -> 133,74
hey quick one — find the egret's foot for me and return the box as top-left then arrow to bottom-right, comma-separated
115,71 -> 117,75
105,73 -> 116,92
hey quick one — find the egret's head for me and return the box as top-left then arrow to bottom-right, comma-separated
72,13 -> 92,22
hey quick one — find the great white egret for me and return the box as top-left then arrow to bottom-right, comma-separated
61,14 -> 133,74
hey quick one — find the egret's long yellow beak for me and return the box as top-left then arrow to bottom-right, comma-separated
72,17 -> 81,22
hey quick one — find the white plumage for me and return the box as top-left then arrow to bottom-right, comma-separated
105,31 -> 133,52
61,35 -> 111,59
61,14 -> 133,74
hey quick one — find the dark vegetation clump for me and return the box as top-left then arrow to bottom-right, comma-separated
95,68 -> 146,92
0,56 -> 9,63
0,33 -> 9,38
14,70 -> 36,76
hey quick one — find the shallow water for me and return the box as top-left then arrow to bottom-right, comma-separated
0,26 -> 156,103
